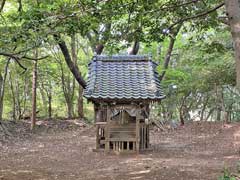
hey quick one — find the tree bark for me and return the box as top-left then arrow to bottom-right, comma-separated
225,0 -> 240,90
31,51 -> 38,130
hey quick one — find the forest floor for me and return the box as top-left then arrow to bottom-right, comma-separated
0,120 -> 240,180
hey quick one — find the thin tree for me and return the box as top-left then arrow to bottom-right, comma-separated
31,50 -> 38,130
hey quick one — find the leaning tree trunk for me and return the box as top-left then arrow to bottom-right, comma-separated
31,54 -> 38,130
225,0 -> 240,90
54,34 -> 86,88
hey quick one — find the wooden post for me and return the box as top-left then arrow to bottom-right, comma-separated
136,114 -> 140,153
96,125 -> 100,149
141,125 -> 144,149
105,105 -> 110,152
147,125 -> 149,148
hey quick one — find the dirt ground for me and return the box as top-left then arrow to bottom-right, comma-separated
0,121 -> 240,180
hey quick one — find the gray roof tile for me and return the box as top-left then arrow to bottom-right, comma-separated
84,55 -> 165,102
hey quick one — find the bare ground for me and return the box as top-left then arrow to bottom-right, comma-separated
0,121 -> 240,180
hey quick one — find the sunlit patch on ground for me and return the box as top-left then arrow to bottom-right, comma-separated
129,169 -> 151,175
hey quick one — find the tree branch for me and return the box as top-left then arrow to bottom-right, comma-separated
0,52 -> 19,60
156,0 -> 203,12
22,55 -> 48,60
0,52 -> 48,61
169,2 -> 225,29
15,59 -> 27,73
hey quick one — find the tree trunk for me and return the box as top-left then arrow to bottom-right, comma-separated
0,59 -> 10,121
39,84 -> 47,116
9,72 -> 16,120
0,0 -> 6,12
71,33 -> 84,119
95,44 -> 104,55
179,109 -> 185,126
66,101 -> 73,119
200,95 -> 209,121
206,108 -> 214,121
48,93 -> 52,119
0,74 -> 3,120
77,86 -> 84,119
128,41 -> 140,55
159,25 -> 182,81
225,0 -> 240,89
216,108 -> 221,121
31,55 -> 38,130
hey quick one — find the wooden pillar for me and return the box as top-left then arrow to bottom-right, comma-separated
105,105 -> 110,152
136,114 -> 140,153
141,125 -> 144,149
96,125 -> 100,149
146,125 -> 149,148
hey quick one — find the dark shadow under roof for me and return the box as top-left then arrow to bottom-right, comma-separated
84,55 -> 165,102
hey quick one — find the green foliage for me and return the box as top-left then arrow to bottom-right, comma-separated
0,0 -> 236,124
218,167 -> 236,180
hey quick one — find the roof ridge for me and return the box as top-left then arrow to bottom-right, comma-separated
93,54 -> 152,61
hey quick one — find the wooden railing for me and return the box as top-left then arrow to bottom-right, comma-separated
95,122 -> 149,152
110,139 -> 136,152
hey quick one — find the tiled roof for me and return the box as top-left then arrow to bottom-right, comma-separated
84,55 -> 165,102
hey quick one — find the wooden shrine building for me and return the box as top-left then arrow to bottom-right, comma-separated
84,55 -> 165,153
